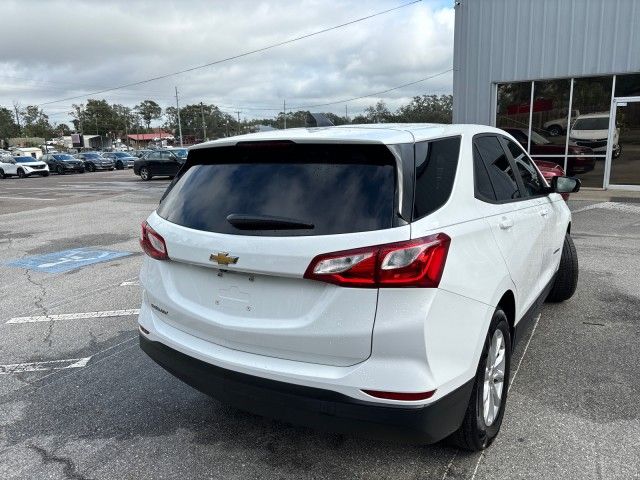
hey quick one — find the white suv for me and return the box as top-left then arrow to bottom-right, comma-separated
137,124 -> 580,451
569,112 -> 620,157
0,155 -> 50,178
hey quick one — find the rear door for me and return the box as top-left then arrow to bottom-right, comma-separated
145,142 -> 409,366
146,151 -> 163,173
473,135 -> 545,319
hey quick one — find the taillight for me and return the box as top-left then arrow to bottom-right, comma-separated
140,221 -> 169,260
303,233 -> 450,288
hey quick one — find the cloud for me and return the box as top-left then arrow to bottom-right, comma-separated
0,0 -> 454,124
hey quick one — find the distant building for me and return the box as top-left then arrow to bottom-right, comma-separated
127,131 -> 174,149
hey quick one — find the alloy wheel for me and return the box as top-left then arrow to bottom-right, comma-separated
482,329 -> 506,426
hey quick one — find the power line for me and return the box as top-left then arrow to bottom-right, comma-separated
37,0 -> 422,106
290,68 -> 453,109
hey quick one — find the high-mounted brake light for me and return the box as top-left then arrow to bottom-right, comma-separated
303,233 -> 450,288
140,221 -> 169,260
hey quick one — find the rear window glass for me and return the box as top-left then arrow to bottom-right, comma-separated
157,143 -> 397,236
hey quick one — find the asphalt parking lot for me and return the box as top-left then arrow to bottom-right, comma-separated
0,170 -> 639,480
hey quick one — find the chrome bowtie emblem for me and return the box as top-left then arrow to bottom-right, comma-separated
210,252 -> 239,266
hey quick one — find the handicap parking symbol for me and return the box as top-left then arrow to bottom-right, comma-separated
5,248 -> 132,273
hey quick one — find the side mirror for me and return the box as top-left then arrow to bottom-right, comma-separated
551,176 -> 581,194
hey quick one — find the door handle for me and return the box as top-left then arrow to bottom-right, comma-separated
540,208 -> 549,217
499,218 -> 514,230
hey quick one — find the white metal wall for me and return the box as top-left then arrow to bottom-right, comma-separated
453,0 -> 640,125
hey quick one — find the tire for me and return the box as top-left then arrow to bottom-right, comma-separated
546,234 -> 578,302
140,166 -> 152,181
613,145 -> 622,159
109,167 -> 114,171
0,168 -> 5,179
450,309 -> 512,451
56,165 -> 65,175
116,161 -> 124,170
42,171 -> 50,177
547,125 -> 562,137
17,168 -> 26,178
87,163 -> 96,172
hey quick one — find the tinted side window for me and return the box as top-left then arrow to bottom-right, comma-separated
474,136 -> 520,201
504,139 -> 546,197
413,136 -> 461,220
473,145 -> 497,201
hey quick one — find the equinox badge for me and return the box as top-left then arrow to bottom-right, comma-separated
210,252 -> 239,266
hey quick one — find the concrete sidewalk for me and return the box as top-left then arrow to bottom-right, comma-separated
570,188 -> 640,203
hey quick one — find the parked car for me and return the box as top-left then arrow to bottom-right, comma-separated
133,149 -> 152,158
74,152 -> 114,172
133,149 -> 185,180
569,113 -> 620,157
502,128 -> 596,175
0,156 -> 49,178
138,124 -> 580,451
42,153 -> 85,174
166,147 -> 188,160
543,110 -> 580,136
102,151 -> 136,170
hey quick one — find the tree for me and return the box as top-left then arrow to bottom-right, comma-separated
352,101 -> 394,124
54,123 -> 72,136
0,107 -> 19,140
135,100 -> 162,129
21,105 -> 54,138
395,94 -> 453,123
165,103 -> 237,140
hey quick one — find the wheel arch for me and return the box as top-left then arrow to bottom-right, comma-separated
496,290 -> 516,342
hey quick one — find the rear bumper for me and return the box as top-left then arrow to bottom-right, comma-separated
140,334 -> 473,443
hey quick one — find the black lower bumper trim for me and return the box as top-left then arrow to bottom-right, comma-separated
140,335 -> 473,443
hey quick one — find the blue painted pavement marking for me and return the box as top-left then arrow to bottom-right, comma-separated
5,248 -> 132,273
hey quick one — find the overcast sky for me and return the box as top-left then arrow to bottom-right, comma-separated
0,0 -> 454,125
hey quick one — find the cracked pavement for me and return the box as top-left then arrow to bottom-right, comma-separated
0,171 -> 639,479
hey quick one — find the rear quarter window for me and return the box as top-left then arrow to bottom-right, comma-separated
157,143 -> 397,237
412,136 -> 461,220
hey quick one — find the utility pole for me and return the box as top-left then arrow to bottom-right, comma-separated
13,101 -> 22,145
200,102 -> 207,141
79,103 -> 84,136
175,86 -> 183,147
234,110 -> 241,134
283,99 -> 286,129
345,105 -> 349,123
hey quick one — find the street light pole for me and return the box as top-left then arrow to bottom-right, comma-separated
175,86 -> 183,147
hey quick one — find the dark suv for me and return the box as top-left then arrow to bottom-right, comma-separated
134,149 -> 186,181
42,154 -> 85,174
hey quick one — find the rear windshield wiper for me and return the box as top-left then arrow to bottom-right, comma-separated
226,214 -> 314,230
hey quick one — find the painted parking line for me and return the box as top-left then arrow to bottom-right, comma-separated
7,309 -> 140,324
0,357 -> 91,374
5,248 -> 132,273
120,280 -> 140,286
0,195 -> 56,201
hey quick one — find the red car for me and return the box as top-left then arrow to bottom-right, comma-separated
534,159 -> 570,200
503,128 -> 595,176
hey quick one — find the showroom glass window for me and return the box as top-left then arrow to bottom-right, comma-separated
496,82 -> 532,146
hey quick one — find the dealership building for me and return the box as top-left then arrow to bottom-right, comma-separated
453,0 -> 640,190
